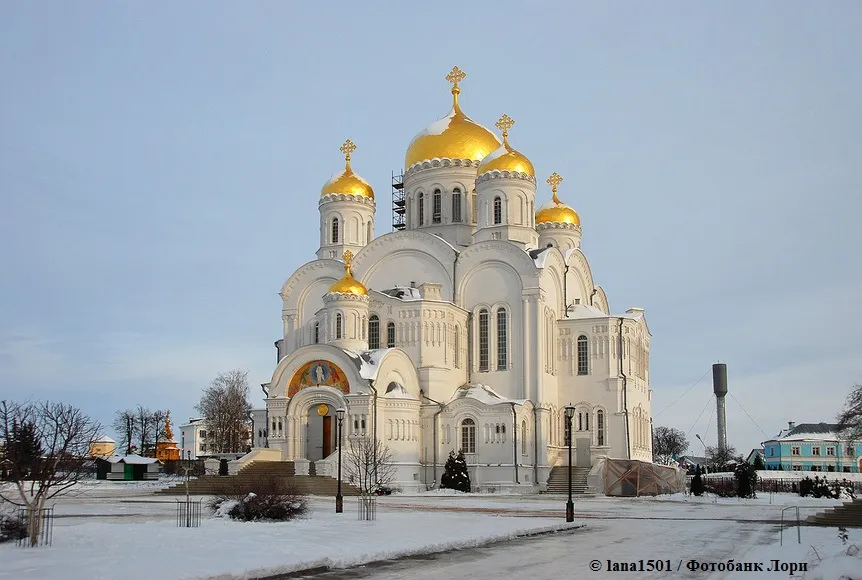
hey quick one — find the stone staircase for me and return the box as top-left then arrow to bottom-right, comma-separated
156,461 -> 360,496
805,499 -> 862,528
545,466 -> 591,494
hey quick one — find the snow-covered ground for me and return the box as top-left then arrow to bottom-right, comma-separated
0,481 -> 858,580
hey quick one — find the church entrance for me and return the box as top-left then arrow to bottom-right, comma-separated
307,403 -> 336,461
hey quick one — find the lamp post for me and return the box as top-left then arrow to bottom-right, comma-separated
335,408 -> 346,514
564,404 -> 576,522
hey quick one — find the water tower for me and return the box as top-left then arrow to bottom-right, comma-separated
712,363 -> 728,452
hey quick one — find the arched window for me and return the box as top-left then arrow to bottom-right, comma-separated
597,410 -> 605,446
461,418 -> 476,454
432,189 -> 442,223
493,196 -> 502,224
386,321 -> 396,348
577,334 -> 589,375
454,325 -> 461,368
366,221 -> 372,243
564,414 -> 572,446
313,321 -> 320,344
478,309 -> 490,371
418,192 -> 425,225
496,307 -> 508,369
368,315 -> 380,349
521,420 -> 527,455
578,412 -> 583,431
452,188 -> 462,222
585,411 -> 590,431
335,314 -> 343,339
331,217 -> 339,243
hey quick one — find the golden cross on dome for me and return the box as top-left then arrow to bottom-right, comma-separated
496,114 -> 515,141
446,66 -> 467,92
547,172 -> 563,202
342,249 -> 354,275
339,139 -> 356,163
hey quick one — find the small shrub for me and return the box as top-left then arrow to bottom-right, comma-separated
210,475 -> 308,522
0,514 -> 27,543
690,465 -> 705,496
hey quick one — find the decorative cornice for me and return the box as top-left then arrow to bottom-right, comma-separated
476,170 -> 537,185
536,221 -> 582,233
322,293 -> 370,304
319,193 -> 376,208
404,158 -> 481,179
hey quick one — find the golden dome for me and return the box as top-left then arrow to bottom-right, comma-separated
478,114 -> 535,176
404,67 -> 501,169
321,139 -> 374,199
536,172 -> 581,225
328,250 -> 368,295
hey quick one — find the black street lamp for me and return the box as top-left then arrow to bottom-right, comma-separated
564,404 -> 576,522
335,407 -> 346,513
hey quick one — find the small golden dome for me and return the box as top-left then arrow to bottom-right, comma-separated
536,172 -> 581,225
321,139 -> 374,199
478,114 -> 535,176
404,67 -> 501,169
328,250 -> 368,296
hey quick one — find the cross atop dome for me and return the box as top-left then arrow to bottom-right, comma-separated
496,114 -> 515,143
339,139 -> 356,163
342,249 -> 354,274
446,66 -> 466,93
547,172 -> 563,202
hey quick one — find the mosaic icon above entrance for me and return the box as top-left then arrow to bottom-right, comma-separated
288,359 -> 350,398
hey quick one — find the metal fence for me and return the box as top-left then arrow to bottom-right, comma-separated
176,499 -> 202,528
16,507 -> 54,547
358,496 -> 377,521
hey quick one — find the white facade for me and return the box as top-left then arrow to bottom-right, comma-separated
263,70 -> 653,492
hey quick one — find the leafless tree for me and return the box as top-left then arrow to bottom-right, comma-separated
135,405 -> 154,455
111,409 -> 137,455
344,436 -> 396,496
195,370 -> 252,454
652,426 -> 690,465
149,409 -> 167,456
705,444 -> 740,471
0,400 -> 101,546
837,384 -> 862,442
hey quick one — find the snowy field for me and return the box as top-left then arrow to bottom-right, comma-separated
0,480 -> 859,579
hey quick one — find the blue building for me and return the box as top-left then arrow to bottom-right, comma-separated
762,422 -> 862,473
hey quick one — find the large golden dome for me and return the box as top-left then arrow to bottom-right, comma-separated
404,67 -> 501,169
536,172 -> 581,225
321,139 -> 374,199
328,250 -> 368,295
478,114 -> 535,176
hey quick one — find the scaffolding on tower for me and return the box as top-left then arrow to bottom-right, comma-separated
392,171 -> 405,231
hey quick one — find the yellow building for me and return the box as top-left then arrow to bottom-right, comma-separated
89,435 -> 116,457
155,415 -> 181,461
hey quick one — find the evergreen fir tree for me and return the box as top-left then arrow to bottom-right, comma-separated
752,454 -> 765,471
440,450 -> 471,492
6,420 -> 42,479
690,464 -> 705,496
734,462 -> 757,498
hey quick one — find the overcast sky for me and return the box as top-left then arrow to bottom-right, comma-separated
1,1 -> 860,455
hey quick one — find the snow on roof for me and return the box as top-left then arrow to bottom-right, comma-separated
770,423 -> 842,442
526,246 -> 551,268
106,454 -> 159,465
481,145 -> 508,164
378,286 -> 423,301
448,383 -> 526,406
566,303 -> 609,319
411,107 -> 456,140
342,348 -> 392,381
94,435 -> 116,443
383,382 -> 416,399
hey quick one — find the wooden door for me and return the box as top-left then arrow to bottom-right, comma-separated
322,416 -> 332,458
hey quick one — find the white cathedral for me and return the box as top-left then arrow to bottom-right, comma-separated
259,67 -> 653,492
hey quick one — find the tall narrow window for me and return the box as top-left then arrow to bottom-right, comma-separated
478,309 -> 489,371
368,315 -> 380,349
577,334 -> 589,375
335,314 -> 343,339
331,217 -> 339,243
432,189 -> 442,223
585,412 -> 589,431
366,221 -> 372,243
521,420 -> 527,455
578,412 -> 583,431
454,325 -> 461,368
472,193 -> 477,222
386,322 -> 396,348
597,410 -> 605,446
452,188 -> 462,222
564,416 -> 572,446
496,307 -> 507,369
418,192 -> 425,225
313,321 -> 320,344
460,418 -> 476,454
493,196 -> 502,224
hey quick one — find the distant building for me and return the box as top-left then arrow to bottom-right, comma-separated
179,415 -> 260,460
762,422 -> 862,473
89,435 -> 116,457
95,454 -> 159,480
746,449 -> 764,465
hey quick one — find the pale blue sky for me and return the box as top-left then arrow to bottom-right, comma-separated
1,1 -> 860,455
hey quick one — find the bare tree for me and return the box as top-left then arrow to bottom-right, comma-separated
135,405 -> 154,455
705,444 -> 740,471
111,409 -> 137,455
0,400 -> 101,546
837,384 -> 862,443
149,409 -> 167,456
195,370 -> 252,454
344,436 -> 396,496
652,426 -> 690,465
